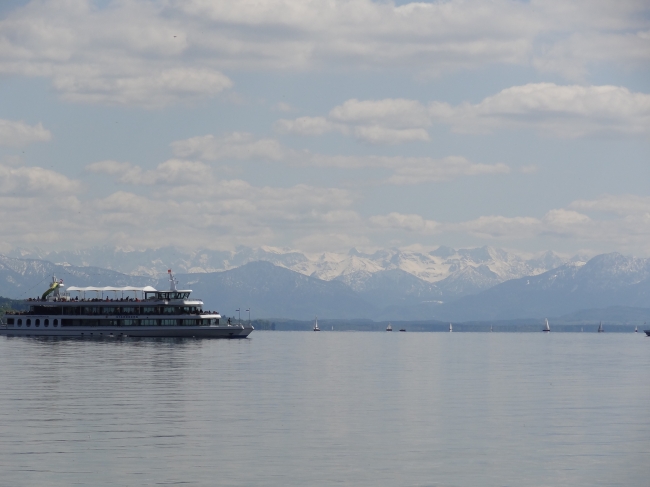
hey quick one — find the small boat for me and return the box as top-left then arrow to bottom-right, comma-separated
645,330 -> 650,337
598,321 -> 604,333
386,323 -> 392,332
313,317 -> 320,331
635,325 -> 638,333
543,318 -> 550,332
399,328 -> 406,332
449,323 -> 452,332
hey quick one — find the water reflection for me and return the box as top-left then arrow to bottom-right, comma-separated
0,333 -> 647,487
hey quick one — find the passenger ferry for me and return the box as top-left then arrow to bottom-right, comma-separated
0,271 -> 253,338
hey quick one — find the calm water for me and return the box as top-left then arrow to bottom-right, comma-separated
0,332 -> 648,487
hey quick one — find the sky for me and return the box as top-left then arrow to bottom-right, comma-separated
0,0 -> 649,257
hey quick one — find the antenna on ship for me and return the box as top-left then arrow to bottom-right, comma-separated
168,269 -> 178,291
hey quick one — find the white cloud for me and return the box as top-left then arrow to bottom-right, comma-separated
352,126 -> 430,144
369,212 -> 438,233
3,0 -> 645,106
569,194 -> 650,215
274,117 -> 347,136
0,119 -> 52,147
0,164 -> 80,195
329,99 -> 431,129
87,159 -> 212,185
54,67 -> 233,108
171,132 -> 289,161
385,157 -> 509,184
276,98 -> 431,144
429,83 -> 650,137
170,132 -> 509,183
0,158 -> 365,250
0,0 -> 233,107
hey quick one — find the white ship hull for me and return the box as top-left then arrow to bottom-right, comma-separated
0,324 -> 253,338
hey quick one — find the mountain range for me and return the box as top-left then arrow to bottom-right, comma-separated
7,245 -> 571,301
2,247 -> 649,322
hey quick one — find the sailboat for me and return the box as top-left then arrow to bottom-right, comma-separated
449,323 -> 453,332
598,321 -> 604,333
490,325 -> 493,332
543,318 -> 550,332
386,323 -> 392,332
313,317 -> 320,332
635,325 -> 638,333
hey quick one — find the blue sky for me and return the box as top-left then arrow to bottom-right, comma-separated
0,0 -> 649,256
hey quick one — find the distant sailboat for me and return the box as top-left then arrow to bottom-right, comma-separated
543,318 -> 550,332
490,325 -> 493,332
598,321 -> 604,333
313,317 -> 320,332
449,323 -> 453,332
635,325 -> 638,333
386,323 -> 392,332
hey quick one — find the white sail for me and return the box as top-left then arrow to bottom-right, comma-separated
449,323 -> 452,332
598,321 -> 603,333
543,318 -> 550,332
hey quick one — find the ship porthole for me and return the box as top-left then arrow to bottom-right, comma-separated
53,319 -> 58,327
35,319 -> 40,327
18,319 -> 22,326
44,319 -> 49,327
26,319 -> 31,327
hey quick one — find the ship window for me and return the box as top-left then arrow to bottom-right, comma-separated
44,319 -> 49,327
54,319 -> 58,327
160,319 -> 176,326
26,319 -> 31,327
7,318 -> 14,325
123,319 -> 139,326
35,319 -> 40,327
18,319 -> 22,326
140,319 -> 157,326
183,319 -> 197,326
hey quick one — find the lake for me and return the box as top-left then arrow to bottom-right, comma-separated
1,332 -> 648,486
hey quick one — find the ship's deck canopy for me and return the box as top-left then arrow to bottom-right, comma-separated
68,286 -> 158,293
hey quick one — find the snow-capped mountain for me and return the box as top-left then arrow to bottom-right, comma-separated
7,245 -> 570,298
430,252 -> 650,321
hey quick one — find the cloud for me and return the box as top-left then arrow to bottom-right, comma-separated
3,0 -> 644,107
278,83 -> 650,142
0,157 -> 363,250
0,164 -> 80,195
569,194 -> 650,215
0,0 -> 233,107
369,212 -> 439,233
384,157 -> 509,184
171,132 -> 289,161
87,159 -> 212,185
352,126 -> 429,144
0,119 -> 52,147
54,67 -> 233,108
429,83 -> 650,137
274,117 -> 347,136
276,98 -> 431,144
170,132 -> 509,183
329,99 -> 431,129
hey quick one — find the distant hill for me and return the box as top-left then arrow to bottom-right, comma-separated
431,253 -> 650,321
157,261 -> 377,320
0,254 -> 154,299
